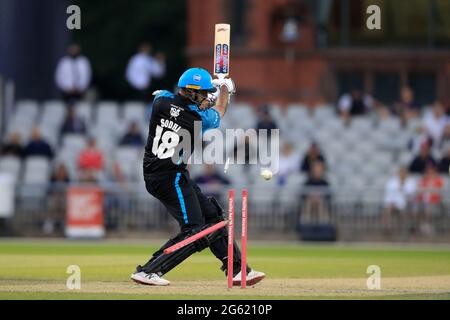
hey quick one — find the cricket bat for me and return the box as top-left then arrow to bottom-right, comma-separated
163,220 -> 229,254
214,23 -> 231,80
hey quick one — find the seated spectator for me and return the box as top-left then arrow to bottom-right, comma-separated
194,164 -> 230,200
50,163 -> 71,185
120,122 -> 144,147
415,163 -> 444,235
230,135 -> 258,166
60,105 -> 87,136
438,145 -> 450,174
256,105 -> 278,136
408,125 -> 433,154
409,142 -> 436,174
423,101 -> 447,145
302,161 -> 330,224
102,160 -> 131,230
0,132 -> 23,158
338,88 -> 373,122
45,163 -> 71,235
78,138 -> 104,182
277,142 -> 300,186
438,123 -> 450,151
444,100 -> 450,117
382,167 -> 417,234
393,86 -> 420,124
301,142 -> 326,174
110,160 -> 128,186
23,127 -> 54,160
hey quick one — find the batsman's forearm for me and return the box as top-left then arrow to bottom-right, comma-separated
214,86 -> 230,118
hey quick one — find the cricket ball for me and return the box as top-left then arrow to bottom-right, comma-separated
261,169 -> 273,181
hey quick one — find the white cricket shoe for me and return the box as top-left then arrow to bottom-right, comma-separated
131,271 -> 170,286
232,269 -> 265,286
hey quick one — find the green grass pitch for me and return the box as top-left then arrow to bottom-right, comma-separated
0,239 -> 449,300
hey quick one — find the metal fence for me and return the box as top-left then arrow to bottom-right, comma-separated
5,182 -> 450,241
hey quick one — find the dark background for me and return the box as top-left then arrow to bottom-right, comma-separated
0,0 -> 186,101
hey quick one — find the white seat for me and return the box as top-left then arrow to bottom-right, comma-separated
15,100 -> 39,123
0,156 -> 22,183
41,100 -> 66,127
314,107 -> 335,121
62,134 -> 87,152
378,117 -> 401,134
115,147 -> 141,180
286,173 -> 306,187
23,157 -> 50,184
286,105 -> 311,129
97,101 -> 119,126
40,126 -> 59,149
123,102 -> 146,123
75,101 -> 93,124
349,117 -> 373,135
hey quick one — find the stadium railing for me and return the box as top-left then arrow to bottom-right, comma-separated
4,183 -> 450,241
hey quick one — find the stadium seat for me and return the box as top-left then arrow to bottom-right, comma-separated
123,101 -> 146,123
62,134 -> 87,153
96,101 -> 119,126
115,147 -> 141,181
40,100 -> 66,129
75,101 -> 93,124
314,106 -> 335,122
23,157 -> 50,185
0,156 -> 22,183
15,100 -> 39,123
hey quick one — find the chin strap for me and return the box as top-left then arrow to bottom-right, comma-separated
184,89 -> 216,110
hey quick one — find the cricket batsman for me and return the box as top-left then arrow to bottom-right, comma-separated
131,68 -> 265,286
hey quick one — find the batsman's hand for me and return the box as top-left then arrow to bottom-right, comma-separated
212,78 -> 236,95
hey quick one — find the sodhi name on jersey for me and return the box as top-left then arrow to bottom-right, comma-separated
160,119 -> 181,133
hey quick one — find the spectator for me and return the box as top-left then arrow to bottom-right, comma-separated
408,142 -> 436,174
55,43 -> 92,104
195,164 -> 230,186
337,88 -> 373,122
50,163 -> 71,184
109,160 -> 128,186
382,167 -> 417,234
194,164 -> 230,200
415,163 -> 444,235
302,161 -> 330,224
423,101 -> 447,145
102,160 -> 131,230
256,105 -> 278,136
444,100 -> 450,117
45,163 -> 71,235
277,142 -> 300,186
60,105 -> 87,136
0,132 -> 23,158
408,125 -> 433,155
23,127 -> 54,160
393,86 -> 420,124
438,123 -> 450,151
78,138 -> 104,182
126,42 -> 166,101
300,142 -> 326,174
120,122 -> 144,147
230,135 -> 258,165
438,145 -> 450,174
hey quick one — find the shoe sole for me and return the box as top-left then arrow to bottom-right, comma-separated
233,274 -> 265,287
131,276 -> 170,286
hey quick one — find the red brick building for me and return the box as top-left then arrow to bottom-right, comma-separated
186,0 -> 450,107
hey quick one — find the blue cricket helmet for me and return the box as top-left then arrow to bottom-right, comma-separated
178,68 -> 216,92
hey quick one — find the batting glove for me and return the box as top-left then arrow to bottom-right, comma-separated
212,78 -> 236,95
